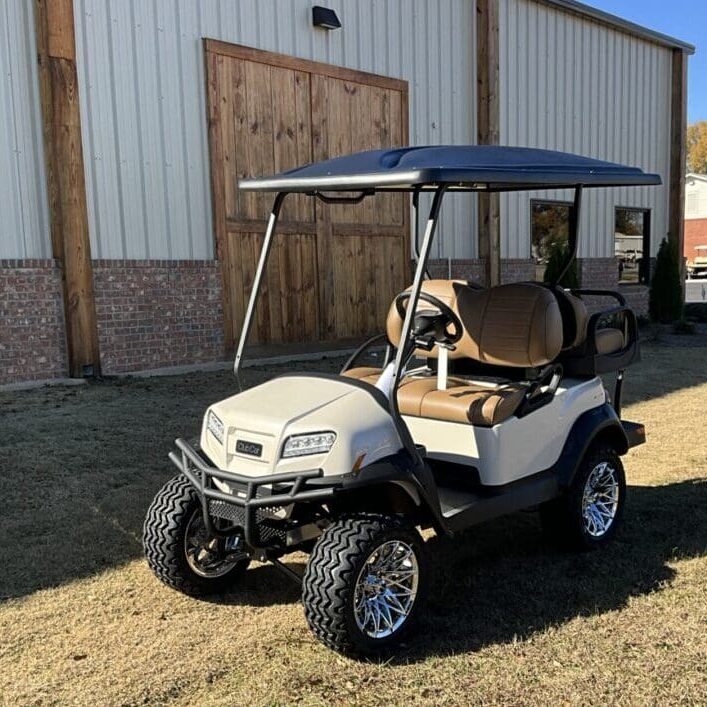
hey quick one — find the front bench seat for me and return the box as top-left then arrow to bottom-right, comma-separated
343,368 -> 526,426
344,281 -> 563,426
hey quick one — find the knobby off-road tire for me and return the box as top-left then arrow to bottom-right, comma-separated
541,444 -> 626,551
302,514 -> 427,656
143,475 -> 250,596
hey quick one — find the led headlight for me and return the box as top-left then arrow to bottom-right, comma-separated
207,410 -> 224,444
281,431 -> 336,458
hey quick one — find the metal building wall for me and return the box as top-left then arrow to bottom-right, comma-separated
499,0 -> 673,259
685,177 -> 707,219
0,0 -> 50,259
73,0 -> 476,261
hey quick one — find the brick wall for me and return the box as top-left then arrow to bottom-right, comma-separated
685,218 -> 707,262
578,257 -> 619,289
93,260 -> 224,374
0,260 -> 67,384
577,257 -> 650,316
500,259 -> 536,284
424,258 -> 535,285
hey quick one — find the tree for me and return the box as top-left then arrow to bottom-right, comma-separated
649,238 -> 683,323
687,121 -> 707,174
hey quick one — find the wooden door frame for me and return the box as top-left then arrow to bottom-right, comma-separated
35,0 -> 101,377
203,39 -> 409,349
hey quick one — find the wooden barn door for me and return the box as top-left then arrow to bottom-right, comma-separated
205,40 -> 409,348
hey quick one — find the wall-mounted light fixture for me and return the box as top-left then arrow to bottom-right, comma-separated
312,6 -> 341,30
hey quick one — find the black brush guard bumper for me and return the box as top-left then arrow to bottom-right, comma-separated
168,438 -> 335,549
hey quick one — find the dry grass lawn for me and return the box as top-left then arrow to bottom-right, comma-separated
1,343 -> 706,706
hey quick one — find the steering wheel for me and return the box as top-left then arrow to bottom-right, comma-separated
394,291 -> 463,348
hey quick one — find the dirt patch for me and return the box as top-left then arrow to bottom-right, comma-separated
1,347 -> 706,705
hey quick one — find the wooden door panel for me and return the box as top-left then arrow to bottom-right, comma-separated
229,231 -> 318,344
205,40 -> 408,348
331,234 -> 406,339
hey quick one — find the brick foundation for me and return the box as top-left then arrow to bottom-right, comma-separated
500,259 -> 536,284
3,253 -> 647,384
93,260 -> 224,374
0,259 -> 68,384
578,258 -> 620,289
425,258 -> 535,285
577,257 -> 649,316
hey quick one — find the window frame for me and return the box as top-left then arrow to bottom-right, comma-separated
529,198 -> 576,264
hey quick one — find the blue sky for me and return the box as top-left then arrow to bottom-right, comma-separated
589,1 -> 704,123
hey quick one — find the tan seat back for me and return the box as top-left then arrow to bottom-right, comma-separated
386,280 -> 476,359
387,281 -> 563,368
552,287 -> 589,350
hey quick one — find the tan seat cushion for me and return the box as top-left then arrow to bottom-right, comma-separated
342,368 -> 525,427
595,328 -> 625,355
342,366 -> 381,382
417,382 -> 526,426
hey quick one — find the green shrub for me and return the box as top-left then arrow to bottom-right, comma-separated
649,238 -> 683,323
636,314 -> 651,329
684,302 -> 707,323
673,318 -> 696,335
543,242 -> 579,289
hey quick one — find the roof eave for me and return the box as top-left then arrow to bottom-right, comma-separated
536,0 -> 695,54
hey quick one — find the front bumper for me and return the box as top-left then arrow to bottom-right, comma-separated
168,438 -> 335,548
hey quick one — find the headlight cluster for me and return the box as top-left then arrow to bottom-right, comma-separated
207,410 -> 224,444
281,431 -> 336,458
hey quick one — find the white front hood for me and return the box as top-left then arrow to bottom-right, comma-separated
200,375 -> 403,477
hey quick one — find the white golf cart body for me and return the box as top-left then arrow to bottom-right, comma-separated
168,145 -> 653,546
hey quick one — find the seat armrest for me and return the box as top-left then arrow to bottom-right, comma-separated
585,306 -> 637,356
341,333 -> 392,374
570,288 -> 627,306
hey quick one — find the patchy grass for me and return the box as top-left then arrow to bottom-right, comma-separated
1,346 -> 706,706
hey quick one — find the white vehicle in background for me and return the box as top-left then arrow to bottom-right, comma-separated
688,245 -> 707,278
142,145 -> 656,656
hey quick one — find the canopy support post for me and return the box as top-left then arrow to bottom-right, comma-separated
389,186 -> 447,401
233,192 -> 286,385
554,185 -> 583,287
412,187 -> 431,280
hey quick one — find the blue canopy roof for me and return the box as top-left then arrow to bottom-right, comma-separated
238,145 -> 661,192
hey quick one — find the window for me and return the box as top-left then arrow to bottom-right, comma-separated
530,200 -> 574,282
615,208 -> 651,285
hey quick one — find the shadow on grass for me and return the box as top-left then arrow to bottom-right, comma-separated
398,477 -> 707,661
194,478 -> 707,661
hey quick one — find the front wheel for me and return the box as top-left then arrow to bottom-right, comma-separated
143,475 -> 251,596
302,514 -> 427,656
541,444 -> 626,550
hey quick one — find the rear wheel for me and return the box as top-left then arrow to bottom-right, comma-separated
302,514 -> 427,656
541,445 -> 626,550
143,475 -> 251,596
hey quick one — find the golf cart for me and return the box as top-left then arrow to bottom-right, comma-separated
143,146 -> 653,656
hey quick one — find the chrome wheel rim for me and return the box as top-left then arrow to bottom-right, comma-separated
353,540 -> 419,639
582,462 -> 620,538
184,510 -> 247,578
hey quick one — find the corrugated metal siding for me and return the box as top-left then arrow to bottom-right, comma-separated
73,0 -> 476,261
0,0 -> 50,259
499,0 -> 672,259
685,178 -> 707,219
